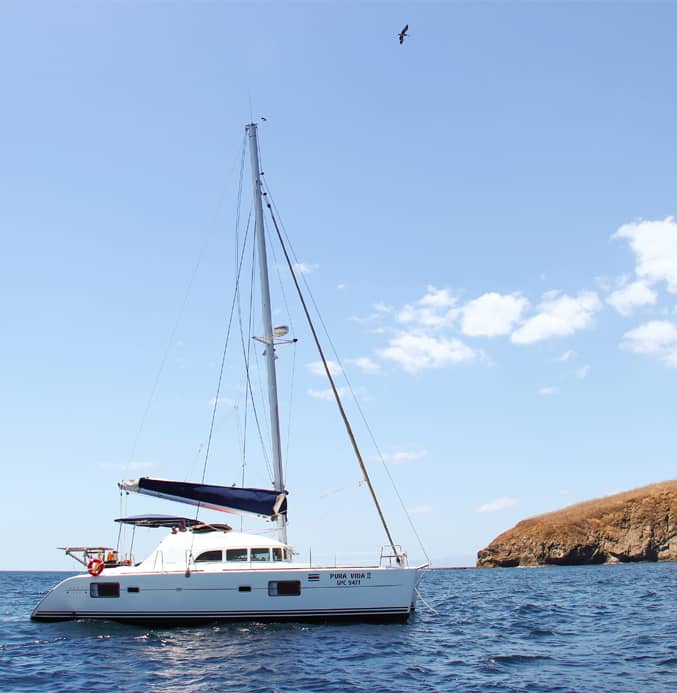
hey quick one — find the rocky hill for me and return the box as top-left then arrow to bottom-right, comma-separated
477,480 -> 677,568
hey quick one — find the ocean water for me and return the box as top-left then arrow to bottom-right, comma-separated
2,564 -> 675,692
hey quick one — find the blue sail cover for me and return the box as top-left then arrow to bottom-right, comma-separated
118,478 -> 287,520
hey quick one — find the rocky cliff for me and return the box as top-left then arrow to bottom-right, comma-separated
476,480 -> 677,568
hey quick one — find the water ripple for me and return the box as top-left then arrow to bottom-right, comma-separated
1,564 -> 676,692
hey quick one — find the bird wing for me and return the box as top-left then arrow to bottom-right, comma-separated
402,24 -> 408,33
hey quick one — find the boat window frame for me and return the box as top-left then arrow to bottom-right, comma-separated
90,582 -> 121,598
250,548 -> 271,562
226,548 -> 248,562
194,549 -> 223,563
268,580 -> 301,596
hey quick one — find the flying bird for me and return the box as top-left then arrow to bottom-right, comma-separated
398,24 -> 409,44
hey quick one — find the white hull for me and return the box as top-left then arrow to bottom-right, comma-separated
32,564 -> 423,624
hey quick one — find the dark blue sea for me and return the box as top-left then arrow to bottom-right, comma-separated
2,564 -> 675,692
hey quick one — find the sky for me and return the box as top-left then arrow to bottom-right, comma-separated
1,2 -> 676,570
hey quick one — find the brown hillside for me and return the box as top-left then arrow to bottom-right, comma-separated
476,480 -> 677,568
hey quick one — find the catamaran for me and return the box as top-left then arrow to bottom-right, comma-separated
32,123 -> 427,624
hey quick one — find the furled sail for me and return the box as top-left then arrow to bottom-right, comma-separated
118,478 -> 288,520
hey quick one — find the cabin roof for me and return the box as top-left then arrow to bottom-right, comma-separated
154,529 -> 287,553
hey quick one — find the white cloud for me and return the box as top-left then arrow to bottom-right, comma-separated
397,305 -> 458,328
373,449 -> 428,464
477,497 -> 519,513
575,365 -> 590,380
307,386 -> 351,401
461,292 -> 529,337
378,332 -> 477,373
621,320 -> 677,367
293,262 -> 318,274
542,289 -> 562,301
346,357 -> 381,374
559,350 -> 577,362
397,286 -> 459,328
351,303 -> 393,325
595,275 -> 614,292
306,360 -> 342,376
613,217 -> 677,292
511,291 -> 602,344
351,312 -> 382,324
373,303 -> 393,314
337,283 -> 345,290
607,280 -> 657,316
419,286 -> 457,308
538,386 -> 559,396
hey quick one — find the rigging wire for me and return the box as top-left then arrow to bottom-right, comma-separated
237,280 -> 251,493
233,406 -> 245,532
199,240 -> 246,485
319,479 -> 365,500
234,131 -> 252,506
263,199 -> 401,562
116,488 -> 126,554
262,200 -> 298,478
262,181 -> 432,565
184,442 -> 205,483
118,141 -> 241,555
199,140 -> 255,488
126,133 -> 247,470
189,134 -> 250,556
124,132 -> 248,568
283,326 -> 298,476
237,234 -> 274,482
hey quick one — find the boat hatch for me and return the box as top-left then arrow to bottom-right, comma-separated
190,523 -> 232,534
114,515 -> 206,529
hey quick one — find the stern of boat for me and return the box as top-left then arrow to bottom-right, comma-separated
31,574 -> 87,622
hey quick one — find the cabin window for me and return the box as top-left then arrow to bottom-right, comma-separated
226,548 -> 248,561
238,585 -> 252,592
251,548 -> 270,562
268,580 -> 301,596
90,582 -> 120,598
272,548 -> 285,561
127,586 -> 140,593
195,550 -> 223,563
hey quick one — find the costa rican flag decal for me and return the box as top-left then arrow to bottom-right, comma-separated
307,573 -> 320,581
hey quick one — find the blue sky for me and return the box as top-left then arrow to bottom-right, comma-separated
1,2 -> 676,569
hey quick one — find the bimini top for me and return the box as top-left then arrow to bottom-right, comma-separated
114,514 -> 205,529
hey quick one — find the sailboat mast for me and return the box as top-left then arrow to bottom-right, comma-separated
246,122 -> 287,545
